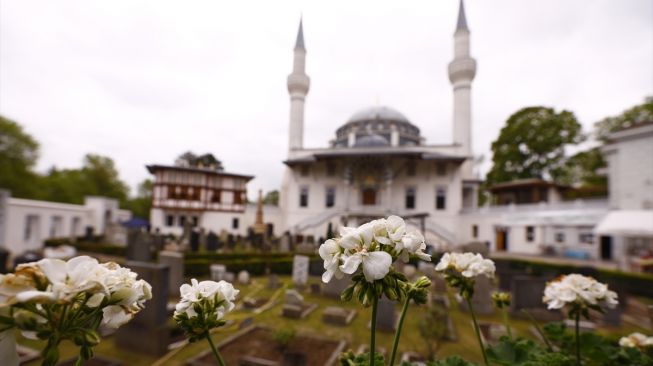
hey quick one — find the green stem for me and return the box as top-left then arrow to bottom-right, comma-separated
74,355 -> 85,366
501,308 -> 513,340
206,332 -> 226,366
389,296 -> 410,366
575,312 -> 581,366
521,309 -> 553,351
369,294 -> 379,366
466,296 -> 489,366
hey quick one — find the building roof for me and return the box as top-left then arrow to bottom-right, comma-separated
294,18 -> 305,50
347,105 -> 411,124
595,210 -> 653,236
146,164 -> 254,180
456,0 -> 469,32
284,146 -> 466,165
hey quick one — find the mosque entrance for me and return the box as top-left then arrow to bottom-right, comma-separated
362,188 -> 377,205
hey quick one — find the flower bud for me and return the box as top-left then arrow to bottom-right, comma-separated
492,292 -> 511,309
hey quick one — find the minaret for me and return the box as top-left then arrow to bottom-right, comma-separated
287,18 -> 310,151
448,0 -> 476,164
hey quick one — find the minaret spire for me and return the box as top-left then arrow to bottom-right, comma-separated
456,0 -> 469,32
295,17 -> 305,50
287,17 -> 310,151
448,0 -> 476,177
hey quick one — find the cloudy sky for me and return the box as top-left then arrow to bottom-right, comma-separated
1,0 -> 651,199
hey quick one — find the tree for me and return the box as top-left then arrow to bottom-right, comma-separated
0,115 -> 41,198
594,97 -> 653,141
264,190 -> 279,205
557,147 -> 607,188
486,107 -> 584,185
124,179 -> 153,219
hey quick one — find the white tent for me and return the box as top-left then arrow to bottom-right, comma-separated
595,210 -> 653,237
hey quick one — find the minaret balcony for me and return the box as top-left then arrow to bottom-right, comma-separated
448,58 -> 477,83
287,73 -> 310,94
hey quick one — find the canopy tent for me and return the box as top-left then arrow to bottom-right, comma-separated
595,210 -> 653,236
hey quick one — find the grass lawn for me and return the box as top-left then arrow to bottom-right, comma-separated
19,275 -> 651,366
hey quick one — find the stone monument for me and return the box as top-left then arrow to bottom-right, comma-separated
159,251 -> 184,297
292,255 -> 310,289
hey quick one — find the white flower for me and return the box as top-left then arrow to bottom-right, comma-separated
398,230 -> 431,262
619,332 -> 653,348
338,224 -> 392,282
0,272 -> 38,306
175,279 -> 239,320
319,239 -> 344,283
385,216 -> 406,244
435,252 -> 495,278
101,305 -> 133,329
542,274 -> 618,310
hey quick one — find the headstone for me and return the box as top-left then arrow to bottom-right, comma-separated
199,228 -> 207,251
323,275 -> 351,298
285,289 -> 304,305
151,234 -> 165,252
279,233 -> 291,253
13,252 -> 42,269
459,275 -> 494,315
210,264 -> 227,281
459,241 -> 489,257
238,270 -> 250,285
283,352 -> 307,366
43,245 -> 77,259
433,275 -> 447,293
322,306 -> 357,326
403,265 -> 417,279
159,251 -> 184,297
510,276 -> 548,311
602,306 -> 622,327
206,232 -> 219,252
126,230 -> 153,262
267,274 -> 281,289
310,283 -> 321,295
105,223 -> 128,246
115,261 -> 170,356
189,230 -> 200,252
292,255 -> 310,288
375,296 -> 396,332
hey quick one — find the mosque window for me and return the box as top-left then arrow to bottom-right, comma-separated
179,216 -> 186,227
325,187 -> 336,208
232,218 -> 239,229
526,226 -> 535,242
436,187 -> 446,210
191,216 -> 199,227
405,187 -> 416,209
300,187 -> 309,208
436,162 -> 447,176
472,225 -> 479,238
166,215 -> 174,227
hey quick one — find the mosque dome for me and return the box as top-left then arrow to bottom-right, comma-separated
334,106 -> 421,148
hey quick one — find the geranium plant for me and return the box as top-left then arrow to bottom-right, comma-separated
0,256 -> 151,366
319,215 -> 432,366
173,278 -> 239,366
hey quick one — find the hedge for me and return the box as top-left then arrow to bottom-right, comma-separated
183,256 -> 321,277
43,238 -> 126,257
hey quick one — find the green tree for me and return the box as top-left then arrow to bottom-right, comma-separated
557,147 -> 607,188
124,179 -> 153,219
594,97 -> 653,141
486,107 -> 583,185
0,115 -> 41,198
263,190 -> 279,205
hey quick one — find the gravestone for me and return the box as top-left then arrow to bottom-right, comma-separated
224,272 -> 235,282
210,264 -> 227,281
189,230 -> 200,252
324,275 -> 351,298
459,275 -> 494,315
282,289 -> 317,319
403,264 -> 417,279
433,274 -> 447,294
292,255 -> 310,288
105,223 -> 127,246
206,232 -> 219,252
602,307 -> 622,327
13,252 -> 42,269
283,352 -> 307,366
375,296 -> 396,332
310,283 -> 321,295
267,274 -> 281,289
459,241 -> 489,257
279,233 -> 291,253
285,289 -> 304,305
322,306 -> 357,326
159,251 -> 184,297
199,228 -> 207,251
238,270 -> 250,284
126,230 -> 153,262
115,261 -> 169,356
510,276 -> 547,311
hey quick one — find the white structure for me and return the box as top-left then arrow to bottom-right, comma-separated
278,1 -> 479,247
0,191 -> 130,256
596,122 -> 653,267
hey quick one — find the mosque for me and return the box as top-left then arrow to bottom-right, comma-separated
279,1 -> 478,247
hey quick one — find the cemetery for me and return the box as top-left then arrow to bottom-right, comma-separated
4,223 -> 652,365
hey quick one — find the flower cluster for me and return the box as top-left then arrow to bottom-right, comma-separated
492,291 -> 511,309
174,279 -> 238,342
619,332 -> 653,348
319,215 -> 431,284
435,252 -> 496,278
435,252 -> 495,300
0,256 -> 151,366
542,274 -> 618,311
0,256 -> 151,328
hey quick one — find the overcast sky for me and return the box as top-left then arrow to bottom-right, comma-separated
1,0 -> 651,199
